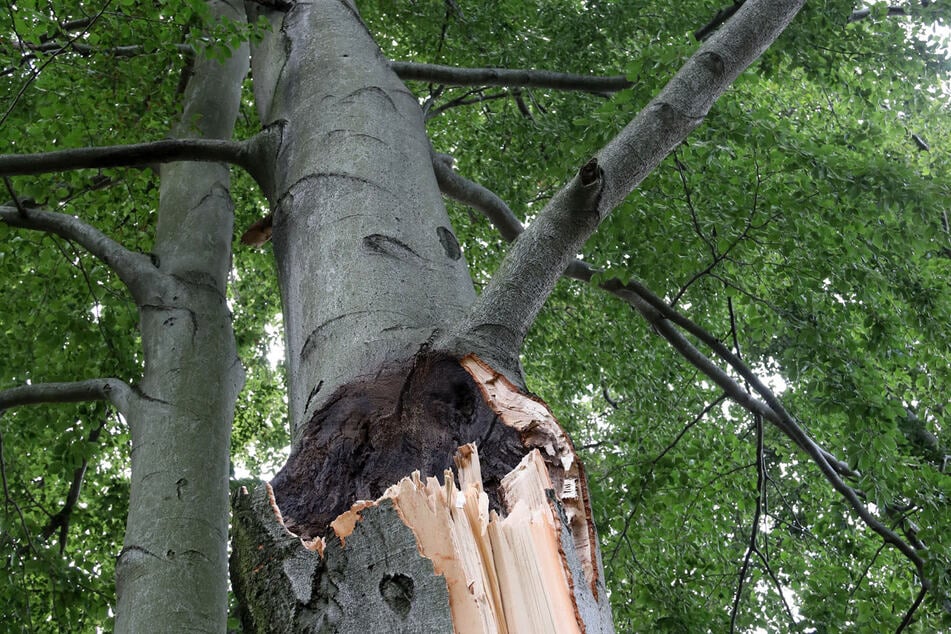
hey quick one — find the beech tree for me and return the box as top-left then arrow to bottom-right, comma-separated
1,0 -> 949,632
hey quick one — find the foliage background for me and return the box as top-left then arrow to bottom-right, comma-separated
1,0 -> 948,631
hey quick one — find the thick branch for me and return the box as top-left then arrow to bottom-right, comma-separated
611,276 -> 853,474
446,0 -> 805,365
0,136 -> 273,200
596,0 -> 804,215
0,138 -> 253,177
0,379 -> 135,417
0,205 -> 157,299
2,36 -> 194,78
51,15 -> 98,33
391,61 -> 632,93
896,586 -> 928,633
730,414 -> 765,631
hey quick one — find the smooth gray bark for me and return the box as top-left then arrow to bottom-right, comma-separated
247,0 -> 476,437
0,379 -> 135,414
113,1 -> 248,631
390,61 -> 632,93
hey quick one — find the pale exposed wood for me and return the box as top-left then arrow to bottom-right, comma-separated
460,354 -> 599,599
261,352 -> 607,633
490,450 -> 581,634
386,470 -> 499,634
269,442 -> 589,633
329,499 -> 376,548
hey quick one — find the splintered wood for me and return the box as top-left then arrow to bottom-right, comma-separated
321,445 -> 582,634
289,355 -> 599,633
460,354 -> 599,600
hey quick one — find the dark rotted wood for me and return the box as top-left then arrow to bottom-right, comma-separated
269,352 -> 528,539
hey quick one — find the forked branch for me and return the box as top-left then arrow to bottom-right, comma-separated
446,0 -> 806,365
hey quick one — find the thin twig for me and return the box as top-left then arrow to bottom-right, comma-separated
609,394 -> 727,567
40,417 -> 106,554
730,409 -> 762,633
752,546 -> 798,627
427,89 -> 511,119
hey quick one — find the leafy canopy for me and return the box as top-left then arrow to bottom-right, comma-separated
1,0 -> 949,631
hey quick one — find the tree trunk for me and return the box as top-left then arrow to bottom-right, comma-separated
115,2 -> 247,631
246,0 -> 477,438
231,1 -> 613,631
231,353 -> 614,632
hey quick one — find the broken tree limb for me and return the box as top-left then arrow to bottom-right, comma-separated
232,354 -> 612,633
232,442 -> 611,634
